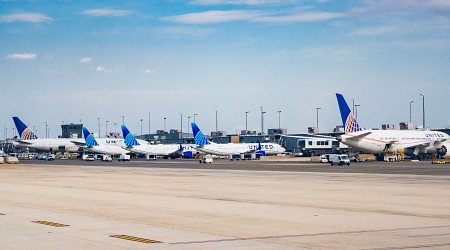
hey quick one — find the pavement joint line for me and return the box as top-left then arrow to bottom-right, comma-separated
31,221 -> 70,227
0,213 -> 5,215
170,225 -> 450,245
110,235 -> 162,244
359,242 -> 450,250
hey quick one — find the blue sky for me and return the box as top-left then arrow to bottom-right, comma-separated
1,0 -> 450,138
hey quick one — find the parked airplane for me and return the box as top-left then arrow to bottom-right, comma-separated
83,127 -> 130,155
336,93 -> 450,160
12,116 -> 84,153
121,125 -> 196,158
191,122 -> 286,156
12,117 -> 140,153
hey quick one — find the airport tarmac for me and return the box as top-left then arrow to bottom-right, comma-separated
1,160 -> 450,249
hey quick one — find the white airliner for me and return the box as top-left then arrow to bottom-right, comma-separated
121,124 -> 197,158
336,93 -> 450,160
83,127 -> 130,155
11,117 -> 143,153
191,122 -> 286,156
12,116 -> 84,153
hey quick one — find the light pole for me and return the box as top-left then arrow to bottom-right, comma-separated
148,112 -> 151,135
106,121 -> 109,137
245,111 -> 249,131
420,94 -> 425,130
180,113 -> 183,141
278,110 -> 282,129
121,116 -> 125,125
140,119 -> 143,135
12,128 -> 15,137
194,113 -> 198,123
188,116 -> 191,134
97,117 -> 100,137
214,110 -> 218,135
316,108 -> 321,132
114,122 -> 117,133
409,101 -> 413,124
45,122 -> 48,138
163,117 -> 166,132
355,104 -> 360,120
352,99 -> 355,114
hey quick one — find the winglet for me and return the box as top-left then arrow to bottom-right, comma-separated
82,127 -> 99,147
12,116 -> 38,140
336,93 -> 362,133
121,125 -> 140,147
191,122 -> 211,146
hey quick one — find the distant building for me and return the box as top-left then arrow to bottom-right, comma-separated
240,130 -> 257,135
268,128 -> 287,135
61,123 -> 82,138
399,122 -> 414,130
382,124 -> 395,130
308,127 -> 319,134
211,131 -> 227,137
333,125 -> 344,133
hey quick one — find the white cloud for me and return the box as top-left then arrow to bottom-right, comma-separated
163,10 -> 344,24
0,13 -> 53,23
254,11 -> 345,23
356,0 -> 450,15
79,57 -> 93,63
82,9 -> 133,17
144,69 -> 155,74
162,10 -> 263,24
6,53 -> 37,60
96,65 -> 112,72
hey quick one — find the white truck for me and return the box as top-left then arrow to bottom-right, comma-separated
118,154 -> 131,162
328,154 -> 351,166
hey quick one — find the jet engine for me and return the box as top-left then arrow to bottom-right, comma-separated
437,145 -> 449,158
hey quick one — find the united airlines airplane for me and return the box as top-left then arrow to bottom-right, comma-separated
191,122 -> 286,156
12,116 -> 84,153
336,93 -> 450,160
12,117 -> 142,153
83,127 -> 130,155
121,124 -> 196,158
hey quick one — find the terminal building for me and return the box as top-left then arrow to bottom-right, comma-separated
60,123 -> 82,138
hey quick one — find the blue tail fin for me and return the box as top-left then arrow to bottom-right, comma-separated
12,117 -> 38,140
121,125 -> 140,147
336,93 -> 362,133
82,127 -> 99,147
191,122 -> 211,146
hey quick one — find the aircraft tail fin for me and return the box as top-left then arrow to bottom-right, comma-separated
121,125 -> 140,147
191,122 -> 211,146
12,116 -> 38,140
336,93 -> 362,133
82,127 -> 99,147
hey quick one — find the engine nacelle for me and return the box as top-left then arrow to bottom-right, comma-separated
437,145 -> 449,158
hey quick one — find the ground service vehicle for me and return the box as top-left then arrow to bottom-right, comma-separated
328,154 -> 351,166
200,154 -> 213,164
118,154 -> 130,162
102,155 -> 113,162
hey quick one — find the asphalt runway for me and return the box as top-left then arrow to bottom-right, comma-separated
22,158 -> 450,176
2,159 -> 450,249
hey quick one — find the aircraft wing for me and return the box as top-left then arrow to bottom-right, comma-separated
347,132 -> 372,141
71,141 -> 86,146
14,140 -> 33,145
